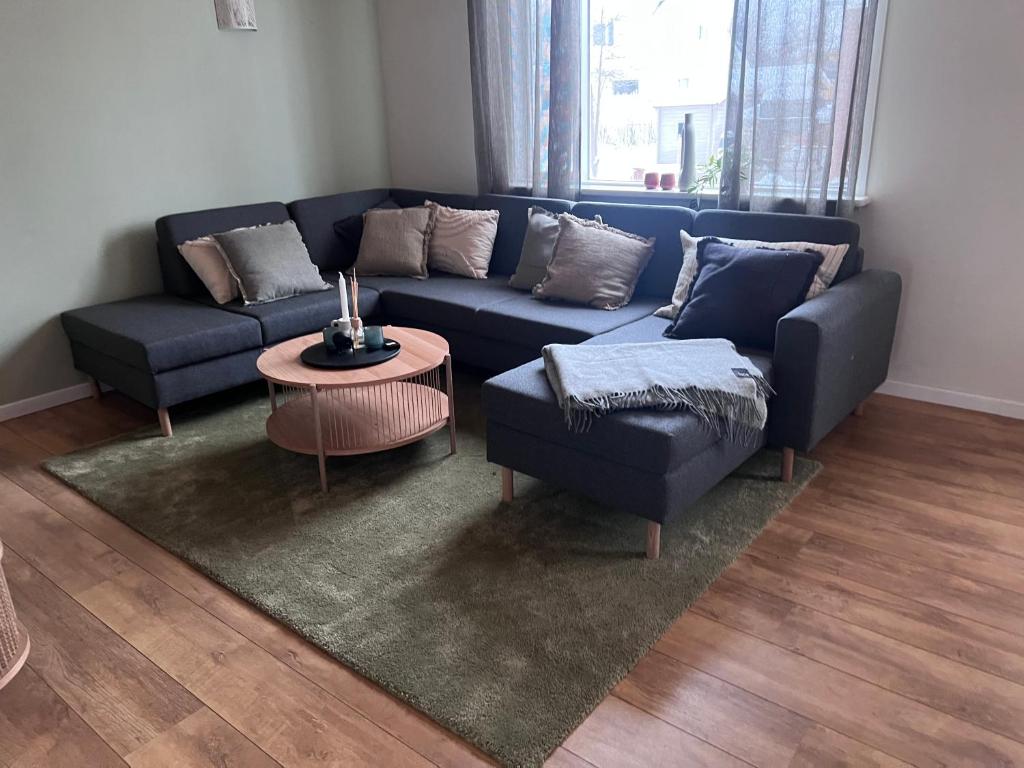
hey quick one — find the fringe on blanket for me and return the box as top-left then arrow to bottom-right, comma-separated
561,375 -> 775,446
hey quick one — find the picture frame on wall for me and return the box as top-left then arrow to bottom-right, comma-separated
214,0 -> 257,31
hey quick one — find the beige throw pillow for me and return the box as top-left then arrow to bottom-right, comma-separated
354,207 -> 434,278
178,236 -> 239,304
533,214 -> 655,310
655,230 -> 851,319
654,230 -> 700,319
425,201 -> 498,279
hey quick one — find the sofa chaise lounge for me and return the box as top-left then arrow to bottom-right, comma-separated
61,188 -> 902,556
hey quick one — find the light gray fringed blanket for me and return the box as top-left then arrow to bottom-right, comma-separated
542,339 -> 774,444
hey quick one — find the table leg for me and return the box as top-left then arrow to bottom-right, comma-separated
267,380 -> 277,412
444,355 -> 457,455
501,467 -> 514,502
311,386 -> 327,492
157,408 -> 173,438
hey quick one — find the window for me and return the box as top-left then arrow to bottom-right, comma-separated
583,0 -> 734,187
582,0 -> 887,199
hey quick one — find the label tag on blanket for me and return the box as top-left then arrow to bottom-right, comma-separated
732,367 -> 774,400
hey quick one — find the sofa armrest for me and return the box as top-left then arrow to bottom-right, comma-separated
769,269 -> 902,452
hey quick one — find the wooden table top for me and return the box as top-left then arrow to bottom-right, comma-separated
256,326 -> 449,388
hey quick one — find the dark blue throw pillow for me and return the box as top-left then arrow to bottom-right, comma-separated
664,238 -> 824,349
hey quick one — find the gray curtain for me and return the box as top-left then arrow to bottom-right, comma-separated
719,0 -> 878,216
468,0 -> 581,200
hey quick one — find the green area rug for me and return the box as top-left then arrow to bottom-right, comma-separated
45,375 -> 819,767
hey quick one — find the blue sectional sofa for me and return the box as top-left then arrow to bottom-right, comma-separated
61,188 -> 902,556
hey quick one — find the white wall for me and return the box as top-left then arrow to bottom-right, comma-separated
0,0 -> 390,407
856,0 -> 1024,415
376,0 -> 478,193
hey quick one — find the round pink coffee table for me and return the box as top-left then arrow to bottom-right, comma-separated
0,540 -> 30,691
257,326 -> 455,491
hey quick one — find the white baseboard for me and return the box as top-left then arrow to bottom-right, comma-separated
0,381 -> 111,423
2,377 -> 1021,424
877,380 -> 1024,420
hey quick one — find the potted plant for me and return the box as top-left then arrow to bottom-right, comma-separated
686,150 -> 724,210
686,149 -> 752,210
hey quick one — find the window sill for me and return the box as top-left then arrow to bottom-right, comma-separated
580,183 -> 700,200
579,183 -> 872,208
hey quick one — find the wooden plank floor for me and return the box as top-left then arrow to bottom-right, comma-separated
0,390 -> 1022,767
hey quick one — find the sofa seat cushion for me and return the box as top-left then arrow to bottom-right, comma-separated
580,314 -> 673,345
61,295 -> 262,374
583,315 -> 775,368
475,295 -> 664,350
212,282 -> 381,344
363,274 -> 516,332
482,336 -> 772,475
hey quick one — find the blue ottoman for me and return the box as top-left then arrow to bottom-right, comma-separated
481,316 -> 773,558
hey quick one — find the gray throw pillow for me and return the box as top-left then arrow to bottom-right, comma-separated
533,214 -> 655,310
354,207 -> 434,278
214,221 -> 329,305
508,207 -> 560,291
509,207 -> 602,291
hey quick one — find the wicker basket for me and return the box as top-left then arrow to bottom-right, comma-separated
0,540 -> 30,689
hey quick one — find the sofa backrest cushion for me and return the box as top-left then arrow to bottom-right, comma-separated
156,202 -> 290,297
477,194 -> 573,276
692,209 -> 862,284
288,189 -> 392,273
847,246 -> 865,279
388,188 -> 479,210
569,202 -> 696,300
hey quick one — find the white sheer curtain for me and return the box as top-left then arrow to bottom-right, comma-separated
719,0 -> 878,216
468,0 -> 581,199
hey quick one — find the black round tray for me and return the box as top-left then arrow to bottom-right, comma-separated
300,339 -> 401,369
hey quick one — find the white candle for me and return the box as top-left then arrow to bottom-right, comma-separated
338,272 -> 350,321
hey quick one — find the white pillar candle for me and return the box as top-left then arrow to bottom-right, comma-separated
338,272 -> 350,321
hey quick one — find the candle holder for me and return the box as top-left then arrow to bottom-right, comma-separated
350,316 -> 365,349
337,271 -> 353,328
363,325 -> 385,351
323,324 -> 354,353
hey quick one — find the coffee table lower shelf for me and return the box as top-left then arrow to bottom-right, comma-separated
266,381 -> 453,490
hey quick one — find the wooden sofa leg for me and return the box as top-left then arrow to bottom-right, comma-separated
646,522 -> 661,560
854,401 -> 866,417
501,467 -> 514,502
781,447 -> 795,483
88,376 -> 102,401
157,408 -> 173,438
